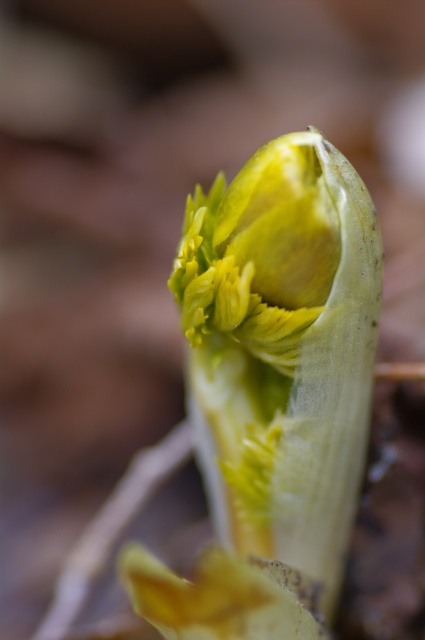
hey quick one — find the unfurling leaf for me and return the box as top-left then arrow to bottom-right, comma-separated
170,127 -> 382,621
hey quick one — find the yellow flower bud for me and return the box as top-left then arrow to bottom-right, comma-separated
214,132 -> 341,310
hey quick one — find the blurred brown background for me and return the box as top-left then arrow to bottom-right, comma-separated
0,1 -> 424,639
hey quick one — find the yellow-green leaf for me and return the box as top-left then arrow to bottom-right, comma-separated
120,544 -> 328,640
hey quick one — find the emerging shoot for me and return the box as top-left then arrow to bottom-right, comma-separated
168,127 -> 382,620
121,127 -> 382,637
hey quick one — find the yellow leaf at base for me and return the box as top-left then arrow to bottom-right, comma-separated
120,544 -> 328,640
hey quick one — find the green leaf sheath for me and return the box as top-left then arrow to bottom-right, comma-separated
168,128 -> 382,622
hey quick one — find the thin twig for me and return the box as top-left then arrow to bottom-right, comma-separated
63,613 -> 152,639
31,420 -> 193,640
375,362 -> 425,381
